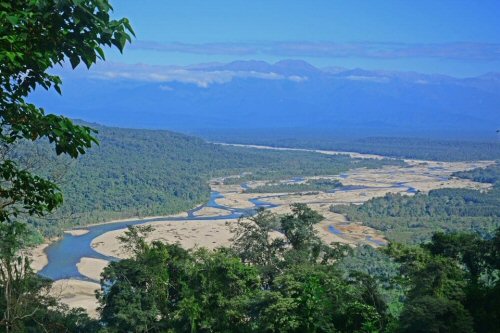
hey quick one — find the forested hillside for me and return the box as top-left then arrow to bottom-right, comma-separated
18,123 -> 401,236
203,132 -> 500,161
332,163 -> 500,243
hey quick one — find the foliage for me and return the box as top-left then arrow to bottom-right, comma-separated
332,163 -> 500,243
202,133 -> 500,162
332,186 -> 500,244
97,204 -> 500,333
253,265 -> 384,333
15,123 -> 402,237
0,0 -> 133,331
452,163 -> 500,184
99,237 -> 262,333
0,222 -> 99,332
387,230 -> 500,333
338,245 -> 404,318
99,206 -> 388,333
0,0 -> 133,223
230,205 -> 350,284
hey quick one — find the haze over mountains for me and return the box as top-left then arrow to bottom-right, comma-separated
32,60 -> 500,139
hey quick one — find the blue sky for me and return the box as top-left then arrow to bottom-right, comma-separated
106,1 -> 500,76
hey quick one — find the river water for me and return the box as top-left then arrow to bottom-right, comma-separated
39,191 -> 276,281
39,179 -> 418,282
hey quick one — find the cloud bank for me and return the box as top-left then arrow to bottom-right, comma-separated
130,41 -> 500,61
82,62 -> 307,88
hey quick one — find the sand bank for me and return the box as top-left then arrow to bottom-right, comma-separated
29,243 -> 50,272
92,218 -> 237,259
77,257 -> 110,281
51,279 -> 100,318
193,206 -> 230,217
64,229 -> 90,236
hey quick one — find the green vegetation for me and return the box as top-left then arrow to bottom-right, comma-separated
332,188 -> 500,244
97,205 -> 500,333
386,230 -> 500,333
218,153 -> 402,184
338,245 -> 404,317
0,0 -> 134,331
452,163 -> 500,184
2,0 -> 499,331
16,124 -> 402,237
206,133 -> 500,161
99,205 -> 388,332
0,223 -> 99,332
244,178 -> 343,193
332,163 -> 500,244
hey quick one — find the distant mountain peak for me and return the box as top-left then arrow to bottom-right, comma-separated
478,72 -> 500,80
219,60 -> 274,72
274,59 -> 318,69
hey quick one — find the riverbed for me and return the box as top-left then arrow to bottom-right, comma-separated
34,145 -> 494,315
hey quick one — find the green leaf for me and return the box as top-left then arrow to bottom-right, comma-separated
69,55 -> 80,69
6,15 -> 19,25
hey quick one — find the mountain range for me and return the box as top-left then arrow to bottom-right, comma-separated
31,60 -> 500,138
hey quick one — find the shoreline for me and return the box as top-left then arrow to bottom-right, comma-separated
73,211 -> 190,229
30,211 -> 193,274
30,243 -> 52,273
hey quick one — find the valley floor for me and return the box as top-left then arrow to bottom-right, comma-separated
31,146 -> 494,316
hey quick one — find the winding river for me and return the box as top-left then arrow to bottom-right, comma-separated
39,176 -> 421,282
39,191 -> 277,281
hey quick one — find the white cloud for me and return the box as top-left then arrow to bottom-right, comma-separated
84,62 -> 307,87
131,40 -> 500,61
159,85 -> 173,91
288,75 -> 308,82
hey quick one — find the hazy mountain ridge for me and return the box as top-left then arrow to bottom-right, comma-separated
31,60 -> 500,137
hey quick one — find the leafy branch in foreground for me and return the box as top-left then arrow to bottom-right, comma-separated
0,0 -> 133,331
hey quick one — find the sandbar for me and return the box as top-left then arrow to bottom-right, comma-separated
92,218 -> 237,259
51,279 -> 100,318
64,229 -> 90,236
77,257 -> 110,281
29,243 -> 49,272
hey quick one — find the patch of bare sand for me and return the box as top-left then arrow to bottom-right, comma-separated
193,207 -> 230,217
329,160 -> 494,194
92,219 -> 237,259
406,178 -> 491,193
51,279 -> 100,318
29,243 -> 49,272
207,160 -> 492,249
64,229 -> 89,236
261,187 -> 407,208
214,193 -> 257,209
77,258 -> 109,281
216,143 -> 387,160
